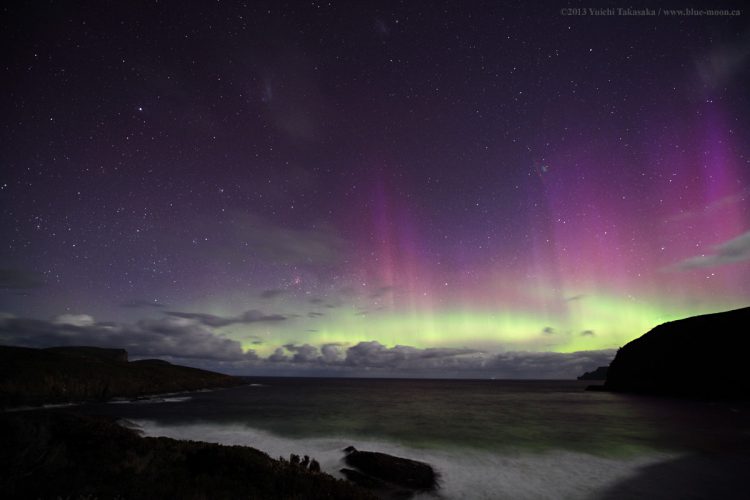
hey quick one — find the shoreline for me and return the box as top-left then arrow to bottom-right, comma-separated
1,382 -> 250,413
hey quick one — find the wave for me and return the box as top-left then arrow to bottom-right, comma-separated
109,395 -> 193,405
3,402 -> 79,413
131,420 -> 677,500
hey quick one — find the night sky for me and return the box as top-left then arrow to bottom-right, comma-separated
1,1 -> 749,377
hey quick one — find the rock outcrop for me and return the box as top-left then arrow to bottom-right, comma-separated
604,307 -> 750,399
341,446 -> 437,496
577,366 -> 608,380
0,345 -> 244,408
0,411 -> 374,499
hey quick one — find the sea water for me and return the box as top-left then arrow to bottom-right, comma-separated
78,378 -> 750,499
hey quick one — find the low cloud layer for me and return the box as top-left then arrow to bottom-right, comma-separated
121,299 -> 166,309
0,313 -> 616,379
676,230 -> 750,269
256,341 -> 616,379
0,314 -> 256,361
166,309 -> 287,327
232,213 -> 344,266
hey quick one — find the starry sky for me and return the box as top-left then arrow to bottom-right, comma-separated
1,1 -> 749,377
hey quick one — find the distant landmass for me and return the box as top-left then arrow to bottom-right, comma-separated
577,366 -> 608,380
0,411 -> 374,499
0,345 -> 243,408
604,307 -> 750,399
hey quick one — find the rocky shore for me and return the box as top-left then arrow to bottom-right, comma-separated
341,446 -> 438,498
0,344 -> 442,498
0,410 -> 375,499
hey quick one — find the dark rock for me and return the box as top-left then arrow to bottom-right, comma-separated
343,448 -> 438,491
585,384 -> 607,391
340,468 -> 388,489
131,358 -> 172,366
340,469 -> 414,499
577,366 -> 608,380
604,307 -> 750,399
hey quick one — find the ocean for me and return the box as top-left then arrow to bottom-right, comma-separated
78,378 -> 750,499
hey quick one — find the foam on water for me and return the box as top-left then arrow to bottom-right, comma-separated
132,420 -> 677,500
3,402 -> 79,412
108,395 -> 193,404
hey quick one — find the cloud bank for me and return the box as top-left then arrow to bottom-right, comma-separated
676,230 -> 750,269
0,313 -> 616,379
0,314 -> 256,361
165,309 -> 287,327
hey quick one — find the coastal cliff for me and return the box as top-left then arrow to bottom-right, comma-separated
577,366 -> 608,380
0,345 -> 243,408
604,307 -> 750,398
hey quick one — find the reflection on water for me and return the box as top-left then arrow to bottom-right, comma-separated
79,378 -> 750,457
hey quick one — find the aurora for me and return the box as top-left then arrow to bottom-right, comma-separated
1,1 -> 748,378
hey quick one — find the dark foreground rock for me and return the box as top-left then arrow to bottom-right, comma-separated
342,446 -> 438,496
0,345 -> 245,408
604,307 -> 750,399
577,366 -> 608,380
0,411 -> 375,500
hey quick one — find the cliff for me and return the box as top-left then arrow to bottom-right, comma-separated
0,345 -> 243,408
604,307 -> 750,398
0,411 -> 374,500
577,366 -> 609,380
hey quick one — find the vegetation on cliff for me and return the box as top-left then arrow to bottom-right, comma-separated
0,345 -> 243,408
0,411 -> 374,500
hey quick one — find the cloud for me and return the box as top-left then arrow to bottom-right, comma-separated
53,314 -> 96,327
232,213 -> 344,266
268,347 -> 289,362
307,311 -> 325,318
542,327 -> 555,335
675,230 -> 750,269
0,268 -> 43,289
343,341 -> 482,369
165,309 -> 287,327
0,314 -> 257,361
581,330 -> 596,336
666,189 -> 749,223
268,343 -> 344,364
483,350 -> 616,379
259,48 -> 330,141
320,343 -> 344,363
256,341 -> 616,379
369,286 -> 394,299
121,299 -> 165,309
283,343 -> 320,363
260,289 -> 286,299
696,38 -> 750,90
0,310 -> 617,378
